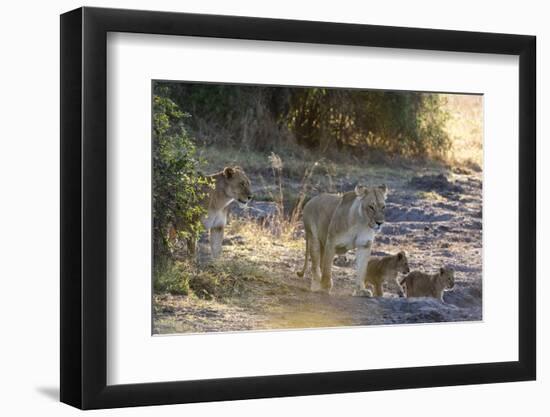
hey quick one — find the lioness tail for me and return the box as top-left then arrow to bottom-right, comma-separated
296,237 -> 309,278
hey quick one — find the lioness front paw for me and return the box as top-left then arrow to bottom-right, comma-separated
310,279 -> 322,292
353,288 -> 373,297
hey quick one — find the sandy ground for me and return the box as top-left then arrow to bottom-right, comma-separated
153,167 -> 482,334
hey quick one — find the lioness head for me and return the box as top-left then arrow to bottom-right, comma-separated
395,251 -> 410,274
354,184 -> 388,229
439,267 -> 455,289
222,166 -> 252,204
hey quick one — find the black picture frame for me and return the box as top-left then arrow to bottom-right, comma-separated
60,6 -> 536,410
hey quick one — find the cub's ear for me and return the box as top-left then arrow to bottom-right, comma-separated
355,185 -> 367,197
223,166 -> 235,178
397,252 -> 404,261
440,267 -> 445,274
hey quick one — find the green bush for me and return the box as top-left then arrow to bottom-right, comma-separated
287,89 -> 450,157
153,261 -> 190,295
152,87 -> 212,265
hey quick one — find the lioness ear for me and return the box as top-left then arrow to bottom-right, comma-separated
223,166 -> 235,178
397,252 -> 404,261
355,185 -> 367,197
378,184 -> 388,195
440,267 -> 445,274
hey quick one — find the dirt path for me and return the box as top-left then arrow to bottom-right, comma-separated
153,168 -> 482,335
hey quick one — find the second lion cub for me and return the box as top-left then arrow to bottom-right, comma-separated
363,251 -> 410,297
399,267 -> 455,302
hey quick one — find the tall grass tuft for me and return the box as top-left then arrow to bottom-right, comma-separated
268,152 -> 284,236
262,153 -> 321,239
289,160 -> 322,231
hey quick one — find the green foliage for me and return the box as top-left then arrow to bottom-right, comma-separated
158,82 -> 451,158
153,258 -> 268,300
415,93 -> 450,156
162,83 -> 287,151
152,88 -> 212,264
287,89 -> 450,157
154,261 -> 190,295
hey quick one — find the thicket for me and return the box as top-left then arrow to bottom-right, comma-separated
152,86 -> 211,269
160,82 -> 450,158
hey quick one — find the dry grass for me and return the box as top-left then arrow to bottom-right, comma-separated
417,190 -> 448,202
442,94 -> 483,170
197,140 -> 419,183
228,218 -> 304,253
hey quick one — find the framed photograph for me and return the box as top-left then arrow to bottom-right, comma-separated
60,6 -> 536,410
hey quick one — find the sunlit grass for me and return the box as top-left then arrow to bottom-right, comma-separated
417,190 -> 447,202
442,94 -> 483,170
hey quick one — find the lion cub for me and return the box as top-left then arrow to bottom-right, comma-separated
399,267 -> 455,302
363,251 -> 410,297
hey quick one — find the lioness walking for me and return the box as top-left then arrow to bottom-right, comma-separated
297,184 -> 387,295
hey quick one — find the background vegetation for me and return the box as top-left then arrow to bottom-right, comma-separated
158,82 -> 451,158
